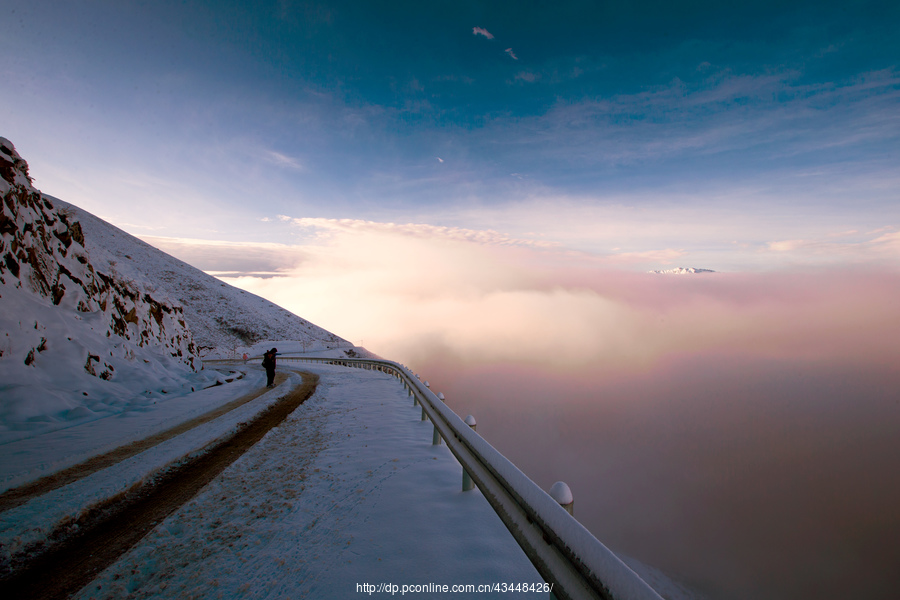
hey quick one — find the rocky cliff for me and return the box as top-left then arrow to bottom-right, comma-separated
0,138 -> 201,430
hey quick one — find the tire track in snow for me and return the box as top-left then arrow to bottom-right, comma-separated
0,371 -> 317,600
0,371 -> 288,514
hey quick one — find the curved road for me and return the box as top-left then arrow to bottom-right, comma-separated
0,370 -> 318,600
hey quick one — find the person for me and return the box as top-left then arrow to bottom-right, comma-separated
262,347 -> 278,388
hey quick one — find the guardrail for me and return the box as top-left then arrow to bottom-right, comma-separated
280,356 -> 663,600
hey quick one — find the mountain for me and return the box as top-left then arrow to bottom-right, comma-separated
48,197 -> 350,359
648,267 -> 716,275
0,137 -> 348,439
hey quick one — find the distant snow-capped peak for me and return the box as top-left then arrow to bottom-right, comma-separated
648,267 -> 716,275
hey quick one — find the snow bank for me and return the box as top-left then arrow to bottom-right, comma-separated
0,371 -> 299,573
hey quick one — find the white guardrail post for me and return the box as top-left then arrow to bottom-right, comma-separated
462,415 -> 477,492
278,356 -> 663,600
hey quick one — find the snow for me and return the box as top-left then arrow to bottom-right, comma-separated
549,481 -> 573,506
42,361 -> 540,598
1,141 -> 696,599
49,195 -> 351,359
0,275 -> 219,445
1,137 -> 353,443
1,357 -> 697,599
1,138 -> 209,441
0,366 -> 261,492
404,376 -> 669,600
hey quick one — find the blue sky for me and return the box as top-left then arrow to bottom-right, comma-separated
6,6 -> 900,595
2,0 -> 899,273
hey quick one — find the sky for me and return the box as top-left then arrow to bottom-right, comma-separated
2,0 -> 899,280
4,0 -> 898,350
3,4 -> 900,596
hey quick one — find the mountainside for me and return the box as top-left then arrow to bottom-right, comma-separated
50,197 -> 350,359
0,138 -> 349,440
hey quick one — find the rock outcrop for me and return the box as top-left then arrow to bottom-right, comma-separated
1,137 -> 199,409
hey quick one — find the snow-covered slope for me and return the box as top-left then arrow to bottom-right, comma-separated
49,196 -> 350,359
0,138 -> 349,442
648,267 -> 716,275
0,137 -> 204,439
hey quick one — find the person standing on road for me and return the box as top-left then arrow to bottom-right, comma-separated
262,347 -> 278,388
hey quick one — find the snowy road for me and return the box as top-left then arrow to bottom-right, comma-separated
0,366 -> 266,495
59,362 -> 540,598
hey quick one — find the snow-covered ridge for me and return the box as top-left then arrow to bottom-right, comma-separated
648,267 -> 716,275
51,197 -> 350,359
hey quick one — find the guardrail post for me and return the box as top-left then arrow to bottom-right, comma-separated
549,481 -> 574,516
462,415 -> 477,491
432,424 -> 441,445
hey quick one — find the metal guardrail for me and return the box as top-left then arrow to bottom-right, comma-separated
280,356 -> 664,600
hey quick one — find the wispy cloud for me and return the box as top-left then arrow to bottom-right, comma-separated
505,48 -> 518,60
472,27 -> 494,39
460,67 -> 900,203
605,248 -> 687,265
764,227 -> 900,261
281,216 -> 558,248
264,150 -> 305,171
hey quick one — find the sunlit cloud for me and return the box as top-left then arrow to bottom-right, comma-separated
472,27 -> 494,39
197,219 -> 900,373
764,227 -> 900,261
281,216 -> 559,248
505,48 -> 518,60
605,248 -> 687,265
141,235 -> 310,274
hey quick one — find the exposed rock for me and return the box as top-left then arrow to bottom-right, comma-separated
0,137 -> 200,377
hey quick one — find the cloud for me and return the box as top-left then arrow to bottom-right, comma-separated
472,27 -> 494,39
209,218 -> 900,374
515,72 -> 537,83
280,216 -> 558,248
763,227 -> 900,262
436,157 -> 444,163
505,48 -> 518,60
139,235 -> 310,274
477,68 -> 900,173
264,150 -> 305,171
605,247 -> 687,265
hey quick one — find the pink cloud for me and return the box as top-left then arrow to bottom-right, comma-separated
216,219 -> 900,372
472,27 -> 494,39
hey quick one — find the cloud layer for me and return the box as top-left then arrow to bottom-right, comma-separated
198,217 -> 900,373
